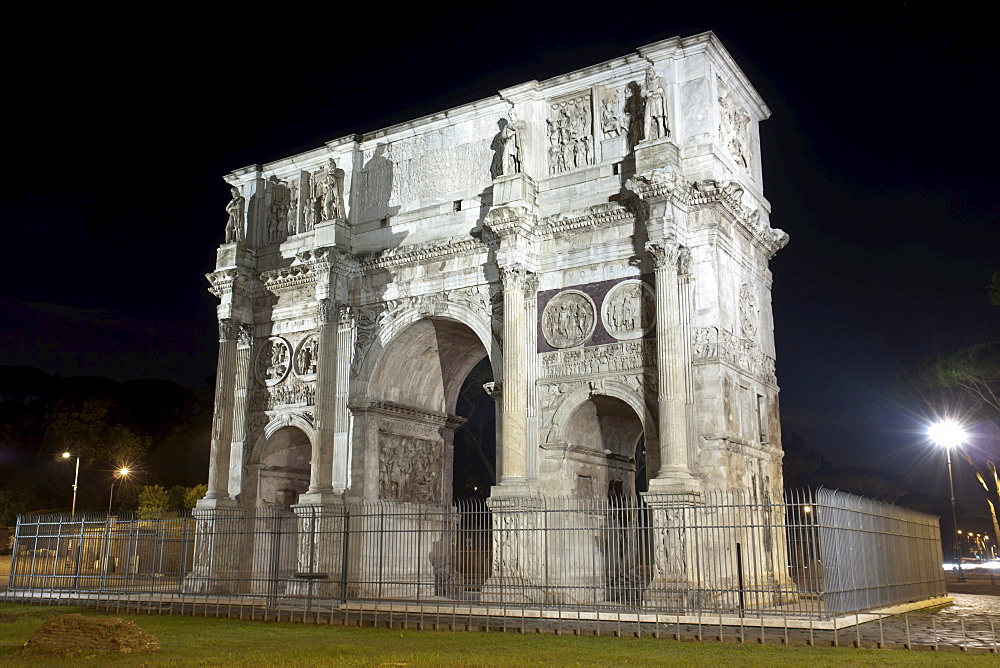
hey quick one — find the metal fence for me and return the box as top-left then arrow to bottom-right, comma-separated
5,488 -> 946,624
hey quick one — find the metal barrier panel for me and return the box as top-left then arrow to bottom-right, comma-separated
6,488 -> 946,619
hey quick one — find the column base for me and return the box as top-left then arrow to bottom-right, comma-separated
184,500 -> 245,594
646,469 -> 701,496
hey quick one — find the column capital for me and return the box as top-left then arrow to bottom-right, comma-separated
236,323 -> 254,349
317,298 -> 340,324
218,318 -> 243,341
337,303 -> 354,328
645,240 -> 682,270
498,263 -> 529,292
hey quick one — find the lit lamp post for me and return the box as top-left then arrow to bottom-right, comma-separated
108,467 -> 131,514
929,419 -> 968,582
61,452 -> 80,520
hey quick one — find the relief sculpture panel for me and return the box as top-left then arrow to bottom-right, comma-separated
541,290 -> 596,349
602,280 -> 655,341
378,432 -> 442,504
255,337 -> 291,386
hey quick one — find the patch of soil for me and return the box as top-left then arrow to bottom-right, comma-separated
21,613 -> 160,658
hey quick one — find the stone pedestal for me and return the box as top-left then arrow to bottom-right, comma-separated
346,501 -> 454,599
285,500 -> 346,598
480,494 -> 549,604
641,493 -> 705,610
633,136 -> 680,175
493,173 -> 537,208
184,500 -> 245,594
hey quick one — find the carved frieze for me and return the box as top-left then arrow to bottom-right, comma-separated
547,93 -> 595,174
350,303 -> 385,378
541,290 -> 596,349
601,280 -> 655,341
264,176 -> 293,245
600,87 -> 628,139
538,381 -> 583,428
248,383 -> 316,411
255,337 -> 291,386
738,284 -> 758,339
354,135 -> 494,222
717,78 -> 752,171
540,340 -> 655,379
378,431 -> 441,504
293,333 -> 319,379
691,326 -> 776,385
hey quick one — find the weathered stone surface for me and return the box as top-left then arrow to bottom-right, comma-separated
197,31 -> 791,601
21,614 -> 160,657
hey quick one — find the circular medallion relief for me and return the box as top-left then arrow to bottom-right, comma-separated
601,280 -> 655,340
738,283 -> 758,339
255,336 -> 292,386
293,333 -> 319,379
541,290 -> 597,349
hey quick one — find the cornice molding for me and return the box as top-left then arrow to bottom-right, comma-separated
539,203 -> 633,237
359,235 -> 495,272
351,400 -> 467,429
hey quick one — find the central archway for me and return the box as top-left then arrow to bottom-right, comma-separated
354,316 -> 497,505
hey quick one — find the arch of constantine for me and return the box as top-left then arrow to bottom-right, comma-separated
191,31 -> 791,605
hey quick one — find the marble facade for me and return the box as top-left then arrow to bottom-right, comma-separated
192,32 -> 791,604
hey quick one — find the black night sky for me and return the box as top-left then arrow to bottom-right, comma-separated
2,4 -> 997,501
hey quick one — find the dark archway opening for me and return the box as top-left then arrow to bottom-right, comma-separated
452,356 -> 496,500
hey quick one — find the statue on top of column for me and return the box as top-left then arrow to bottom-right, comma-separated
224,187 -> 245,243
494,109 -> 525,178
322,159 -> 346,221
641,66 -> 669,142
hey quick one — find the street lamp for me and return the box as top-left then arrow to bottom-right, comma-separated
61,452 -> 80,520
108,467 -> 131,514
929,419 -> 968,582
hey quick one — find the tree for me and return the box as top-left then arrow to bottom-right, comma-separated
137,485 -> 171,519
916,343 -> 1000,418
182,484 -> 207,509
42,397 -> 150,466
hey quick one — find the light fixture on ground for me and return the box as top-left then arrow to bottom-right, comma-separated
929,419 -> 968,582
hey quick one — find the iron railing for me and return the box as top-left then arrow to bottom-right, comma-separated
5,489 -> 946,622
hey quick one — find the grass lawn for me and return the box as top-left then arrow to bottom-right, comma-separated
0,602 -> 993,666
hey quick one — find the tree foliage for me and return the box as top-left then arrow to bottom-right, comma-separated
913,342 -> 1000,419
43,397 -> 150,466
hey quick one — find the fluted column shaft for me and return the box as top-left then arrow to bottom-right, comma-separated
206,319 -> 240,500
645,241 -> 695,484
331,304 -> 355,490
227,325 -> 253,499
308,298 -> 338,494
499,263 -> 528,480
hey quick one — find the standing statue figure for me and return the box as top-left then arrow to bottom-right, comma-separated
224,187 -> 245,243
322,159 -> 345,220
641,66 -> 669,141
498,110 -> 525,177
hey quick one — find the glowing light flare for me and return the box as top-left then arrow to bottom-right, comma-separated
928,420 -> 967,449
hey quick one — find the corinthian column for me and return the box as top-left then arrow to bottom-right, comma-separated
645,240 -> 699,494
227,324 -> 254,499
306,298 -> 338,497
205,319 -> 241,501
498,263 -> 529,481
